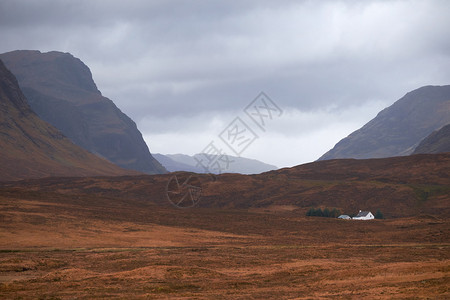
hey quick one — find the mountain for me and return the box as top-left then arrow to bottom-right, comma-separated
0,59 -> 139,181
153,154 -> 203,173
0,50 -> 166,174
412,124 -> 450,154
155,153 -> 278,174
163,154 -> 202,170
319,85 -> 450,160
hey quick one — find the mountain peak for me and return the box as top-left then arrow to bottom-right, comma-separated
0,50 -> 100,97
0,50 -> 166,174
0,58 -> 138,181
319,85 -> 450,160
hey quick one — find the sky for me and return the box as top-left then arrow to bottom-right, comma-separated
1,0 -> 449,168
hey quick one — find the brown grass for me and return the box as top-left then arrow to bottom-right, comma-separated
0,182 -> 449,299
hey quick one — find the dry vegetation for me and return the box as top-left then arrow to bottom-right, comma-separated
0,178 -> 449,299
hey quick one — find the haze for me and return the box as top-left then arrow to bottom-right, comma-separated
1,0 -> 449,167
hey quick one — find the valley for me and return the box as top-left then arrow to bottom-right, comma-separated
1,2 -> 450,298
0,184 -> 448,299
0,154 -> 449,298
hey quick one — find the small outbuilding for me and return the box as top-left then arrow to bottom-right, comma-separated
338,215 -> 351,219
352,210 -> 374,220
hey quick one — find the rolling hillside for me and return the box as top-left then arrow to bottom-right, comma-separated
2,152 -> 448,217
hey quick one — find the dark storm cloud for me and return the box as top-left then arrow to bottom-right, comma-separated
1,0 -> 449,166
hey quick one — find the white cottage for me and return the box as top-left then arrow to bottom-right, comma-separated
352,210 -> 374,220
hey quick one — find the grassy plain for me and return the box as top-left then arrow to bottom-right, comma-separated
0,182 -> 448,299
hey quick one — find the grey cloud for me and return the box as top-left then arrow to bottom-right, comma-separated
1,0 -> 449,165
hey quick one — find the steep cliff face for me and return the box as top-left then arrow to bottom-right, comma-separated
0,50 -> 166,174
319,85 -> 450,160
0,59 -> 138,181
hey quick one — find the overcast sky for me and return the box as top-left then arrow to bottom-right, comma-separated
1,0 -> 449,167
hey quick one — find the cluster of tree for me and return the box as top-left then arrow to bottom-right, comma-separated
374,209 -> 384,219
306,207 -> 341,218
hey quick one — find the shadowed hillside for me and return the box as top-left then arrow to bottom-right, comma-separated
0,50 -> 166,174
413,123 -> 450,154
320,85 -> 450,160
2,153 -> 448,217
0,59 -> 139,181
200,153 -> 450,217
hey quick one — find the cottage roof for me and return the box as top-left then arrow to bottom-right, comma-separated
355,211 -> 371,217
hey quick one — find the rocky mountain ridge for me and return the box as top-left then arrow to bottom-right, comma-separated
0,50 -> 166,174
0,59 -> 138,181
319,85 -> 450,160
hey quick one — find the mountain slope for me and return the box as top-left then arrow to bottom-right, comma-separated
0,59 -> 138,181
3,153 -> 448,217
199,153 -> 450,216
156,153 -> 278,174
319,85 -> 450,160
412,124 -> 450,154
0,50 -> 166,174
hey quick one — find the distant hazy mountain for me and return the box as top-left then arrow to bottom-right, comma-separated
155,153 -> 278,174
153,154 -> 204,173
165,154 -> 200,168
0,59 -> 138,181
0,50 -> 166,174
412,124 -> 450,154
319,85 -> 450,160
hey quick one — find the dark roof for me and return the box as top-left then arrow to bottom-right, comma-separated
355,211 -> 371,217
